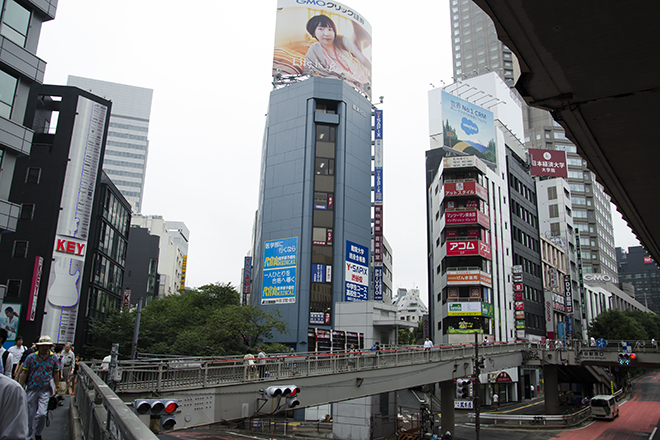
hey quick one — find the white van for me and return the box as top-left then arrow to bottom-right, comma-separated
590,395 -> 619,420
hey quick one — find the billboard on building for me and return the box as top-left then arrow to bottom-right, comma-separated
41,97 -> 108,344
1,303 -> 21,346
529,149 -> 568,178
345,241 -> 369,301
441,91 -> 496,164
273,0 -> 372,98
261,237 -> 298,305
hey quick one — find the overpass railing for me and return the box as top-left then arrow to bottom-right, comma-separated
99,341 -> 528,393
76,362 -> 159,440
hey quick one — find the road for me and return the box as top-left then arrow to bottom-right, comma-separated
453,370 -> 660,440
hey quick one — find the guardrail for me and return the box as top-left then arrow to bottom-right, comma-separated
76,362 -> 159,440
469,406 -> 592,428
100,342 -> 527,393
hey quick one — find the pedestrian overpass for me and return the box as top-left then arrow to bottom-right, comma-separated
76,341 -> 660,440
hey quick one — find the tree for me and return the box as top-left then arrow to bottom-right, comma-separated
588,310 -> 648,341
86,283 -> 288,358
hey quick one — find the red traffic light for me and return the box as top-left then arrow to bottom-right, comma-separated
164,400 -> 179,414
630,353 -> 637,360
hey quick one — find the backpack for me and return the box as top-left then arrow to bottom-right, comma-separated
1,349 -> 9,375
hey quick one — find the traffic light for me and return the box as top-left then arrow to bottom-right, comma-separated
461,380 -> 470,398
455,380 -> 463,399
618,353 -> 631,365
265,385 -> 300,408
132,399 -> 178,431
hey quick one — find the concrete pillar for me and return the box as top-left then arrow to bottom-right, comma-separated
440,380 -> 455,435
543,364 -> 561,414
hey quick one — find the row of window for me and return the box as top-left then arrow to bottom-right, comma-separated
106,139 -> 148,151
509,173 -> 536,205
514,254 -> 541,279
108,131 -> 148,142
512,225 -> 539,253
108,121 -> 149,133
103,159 -> 145,170
510,198 -> 538,228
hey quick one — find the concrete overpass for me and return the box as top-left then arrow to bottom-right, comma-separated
473,1 -> 660,262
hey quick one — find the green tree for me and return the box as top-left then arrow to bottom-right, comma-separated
86,308 -> 135,359
588,310 -> 648,341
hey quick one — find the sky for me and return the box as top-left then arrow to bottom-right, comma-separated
36,0 -> 641,304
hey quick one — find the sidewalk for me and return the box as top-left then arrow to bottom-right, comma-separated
41,395 -> 70,440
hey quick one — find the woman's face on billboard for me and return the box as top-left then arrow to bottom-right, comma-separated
315,24 -> 335,48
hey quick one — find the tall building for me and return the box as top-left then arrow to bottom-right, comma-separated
0,0 -> 57,297
251,77 -> 373,350
66,76 -> 153,213
617,246 -> 660,315
449,0 -> 618,283
0,85 -> 130,349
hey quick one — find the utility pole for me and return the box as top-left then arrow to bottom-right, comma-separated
474,333 -> 481,440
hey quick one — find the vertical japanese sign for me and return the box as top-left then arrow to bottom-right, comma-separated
41,96 -> 107,344
261,237 -> 297,305
345,241 -> 369,302
243,257 -> 252,295
564,275 -> 573,314
373,109 -> 384,301
27,256 -> 43,321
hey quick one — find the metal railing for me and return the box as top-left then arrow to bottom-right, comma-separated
469,406 -> 592,428
99,342 -> 527,393
76,362 -> 159,440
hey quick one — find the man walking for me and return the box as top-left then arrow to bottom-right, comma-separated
19,335 -> 60,440
257,347 -> 267,379
7,335 -> 27,378
61,343 -> 75,394
0,328 -> 14,378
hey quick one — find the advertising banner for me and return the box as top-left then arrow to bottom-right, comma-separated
529,149 -> 568,178
564,275 -> 573,313
243,256 -> 252,295
441,91 -> 496,165
447,316 -> 484,334
447,271 -> 492,287
312,264 -> 326,283
1,303 -> 21,345
443,156 -> 488,175
262,237 -> 298,305
41,97 -> 108,344
345,241 -> 369,301
273,0 -> 372,98
445,210 -> 489,228
373,267 -> 383,301
446,240 -> 491,259
444,181 -> 488,200
122,289 -> 131,309
27,256 -> 43,322
448,302 -> 482,316
448,287 -> 459,299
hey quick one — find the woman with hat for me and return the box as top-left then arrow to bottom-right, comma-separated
19,335 -> 60,440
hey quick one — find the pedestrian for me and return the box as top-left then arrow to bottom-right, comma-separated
348,344 -> 357,371
371,342 -> 380,351
61,343 -> 75,394
0,373 -> 29,439
530,384 -> 535,397
493,393 -> 499,409
14,341 -> 36,381
70,356 -> 80,395
257,347 -> 267,379
483,336 -> 489,344
581,396 -> 589,406
423,338 -> 433,350
243,350 -> 256,380
7,335 -> 27,378
0,329 -> 14,378
652,338 -> 657,350
590,336 -> 596,347
19,335 -> 61,440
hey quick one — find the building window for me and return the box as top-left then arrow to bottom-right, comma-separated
20,203 -> 34,220
12,240 -> 27,258
6,279 -> 20,297
547,186 -> 557,200
0,68 -> 17,118
26,167 -> 40,183
549,204 -> 559,218
1,0 -> 31,47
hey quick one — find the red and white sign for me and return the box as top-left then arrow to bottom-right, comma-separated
445,210 -> 489,228
529,149 -> 568,178
514,283 -> 523,292
27,256 -> 44,321
444,181 -> 488,200
122,289 -> 132,308
55,238 -> 86,257
515,301 -> 524,310
644,256 -> 653,264
446,240 -> 491,258
447,271 -> 492,287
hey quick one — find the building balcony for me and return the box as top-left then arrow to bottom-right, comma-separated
444,180 -> 488,201
445,208 -> 490,228
444,238 -> 491,259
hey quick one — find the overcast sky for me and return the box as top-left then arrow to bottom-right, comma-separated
36,0 -> 641,303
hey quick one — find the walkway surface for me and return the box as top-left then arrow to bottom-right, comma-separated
41,395 -> 70,440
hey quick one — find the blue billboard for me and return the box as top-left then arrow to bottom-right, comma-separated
345,241 -> 369,302
261,237 -> 297,305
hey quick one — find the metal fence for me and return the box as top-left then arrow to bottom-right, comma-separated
76,362 -> 159,440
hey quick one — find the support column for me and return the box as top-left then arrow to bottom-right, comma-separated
440,379 -> 455,436
543,364 -> 561,414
